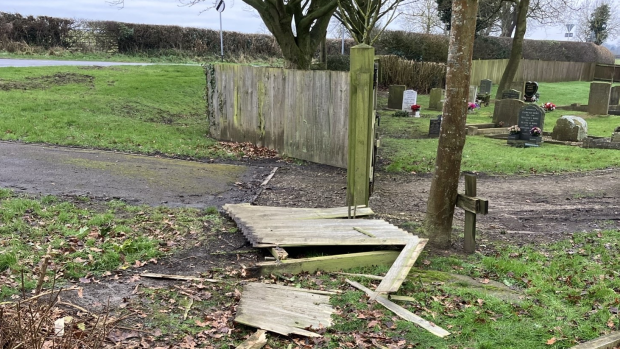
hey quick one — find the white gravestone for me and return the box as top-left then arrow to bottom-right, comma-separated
402,90 -> 418,111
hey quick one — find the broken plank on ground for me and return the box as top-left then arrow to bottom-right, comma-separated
346,279 -> 450,338
234,282 -> 335,337
256,250 -> 400,275
374,238 -> 428,296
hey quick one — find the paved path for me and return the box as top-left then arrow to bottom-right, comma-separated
0,142 -> 268,208
0,58 -> 153,67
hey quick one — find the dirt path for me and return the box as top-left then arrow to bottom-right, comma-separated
0,141 -> 272,208
2,140 -> 618,248
256,164 -> 620,250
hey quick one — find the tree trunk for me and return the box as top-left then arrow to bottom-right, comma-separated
243,0 -> 337,69
424,0 -> 479,249
495,0 -> 529,98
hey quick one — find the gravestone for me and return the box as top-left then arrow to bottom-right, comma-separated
510,81 -> 525,95
523,81 -> 539,102
388,85 -> 406,109
588,82 -> 611,115
479,79 -> 492,95
552,115 -> 588,142
502,89 -> 521,100
517,104 -> 545,141
429,88 -> 443,110
469,86 -> 478,103
428,115 -> 442,137
401,89 -> 418,111
492,99 -> 525,126
610,86 -> 620,106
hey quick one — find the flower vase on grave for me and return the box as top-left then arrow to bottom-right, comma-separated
414,111 -> 420,118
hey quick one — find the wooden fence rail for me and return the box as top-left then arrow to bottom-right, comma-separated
471,59 -> 596,84
205,64 -> 350,168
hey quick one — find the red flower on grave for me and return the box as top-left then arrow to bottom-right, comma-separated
411,104 -> 421,112
542,102 -> 556,112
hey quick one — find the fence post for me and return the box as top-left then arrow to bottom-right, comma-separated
347,44 -> 375,212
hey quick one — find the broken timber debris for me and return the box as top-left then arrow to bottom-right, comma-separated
256,250 -> 400,276
374,238 -> 428,297
346,279 -> 450,338
139,273 -> 219,283
223,203 -> 411,247
234,283 -> 335,338
235,329 -> 267,349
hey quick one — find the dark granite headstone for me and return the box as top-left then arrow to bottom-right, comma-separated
502,89 -> 521,100
428,115 -> 442,137
479,79 -> 492,95
524,81 -> 539,102
388,85 -> 406,109
517,104 -> 545,141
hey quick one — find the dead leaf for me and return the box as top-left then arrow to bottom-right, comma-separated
78,277 -> 91,284
107,329 -> 140,343
367,320 -> 379,328
480,278 -> 490,284
546,337 -> 557,345
77,287 -> 83,298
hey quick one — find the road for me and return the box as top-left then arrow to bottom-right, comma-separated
0,58 -> 153,67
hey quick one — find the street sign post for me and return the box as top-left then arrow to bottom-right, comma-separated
216,0 -> 225,62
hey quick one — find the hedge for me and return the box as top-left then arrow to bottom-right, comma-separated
0,12 -> 613,65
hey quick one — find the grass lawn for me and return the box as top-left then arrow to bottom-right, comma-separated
0,65 -> 232,159
380,81 -> 620,174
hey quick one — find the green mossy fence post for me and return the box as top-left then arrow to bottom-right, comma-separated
347,44 -> 375,214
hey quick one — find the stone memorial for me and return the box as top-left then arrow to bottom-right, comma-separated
479,79 -> 492,95
588,82 -> 611,115
510,81 -> 524,95
610,86 -> 620,106
428,115 -> 442,137
517,104 -> 545,142
429,88 -> 443,110
492,99 -> 525,126
552,115 -> 588,142
612,126 -> 620,142
501,89 -> 521,100
388,85 -> 406,109
469,86 -> 478,103
402,89 -> 418,111
523,81 -> 539,102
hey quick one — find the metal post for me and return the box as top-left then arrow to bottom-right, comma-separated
341,25 -> 345,55
219,11 -> 224,62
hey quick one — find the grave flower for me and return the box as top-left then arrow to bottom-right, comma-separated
411,104 -> 421,112
530,126 -> 542,137
467,102 -> 480,112
542,102 -> 556,112
508,125 -> 521,135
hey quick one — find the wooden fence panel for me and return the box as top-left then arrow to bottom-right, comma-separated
207,65 -> 350,168
471,59 -> 595,84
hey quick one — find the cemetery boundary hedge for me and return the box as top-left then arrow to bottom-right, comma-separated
1,12 -> 613,65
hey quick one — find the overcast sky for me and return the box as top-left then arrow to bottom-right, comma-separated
4,0 -> 573,41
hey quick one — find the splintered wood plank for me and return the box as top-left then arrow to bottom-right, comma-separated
236,329 -> 267,349
257,251 -> 400,275
234,283 -> 335,338
374,238 -> 428,295
346,279 -> 450,338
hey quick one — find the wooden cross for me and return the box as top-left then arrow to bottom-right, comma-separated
455,172 -> 489,254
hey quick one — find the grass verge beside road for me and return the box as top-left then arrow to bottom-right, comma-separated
0,65 -> 230,159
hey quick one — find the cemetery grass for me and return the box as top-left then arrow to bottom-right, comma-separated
380,82 -> 620,174
2,187 -> 619,348
0,65 -> 234,159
